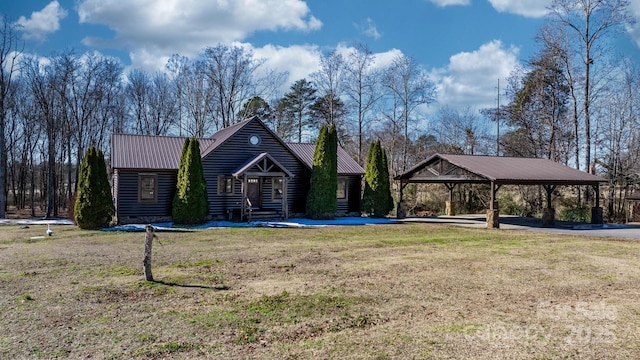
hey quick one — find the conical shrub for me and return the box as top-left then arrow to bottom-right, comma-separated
75,147 -> 115,229
172,138 -> 209,225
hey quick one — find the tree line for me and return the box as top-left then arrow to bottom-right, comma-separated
1,0 -> 639,221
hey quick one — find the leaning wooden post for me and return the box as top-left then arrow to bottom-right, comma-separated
143,225 -> 156,281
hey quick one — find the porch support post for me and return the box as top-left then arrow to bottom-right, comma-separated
542,185 -> 557,228
241,176 -> 247,221
282,176 -> 289,219
487,181 -> 500,228
444,183 -> 456,216
397,181 -> 407,219
591,183 -> 603,224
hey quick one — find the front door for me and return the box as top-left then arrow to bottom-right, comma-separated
247,177 -> 261,208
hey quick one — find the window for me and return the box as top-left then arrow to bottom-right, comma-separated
272,178 -> 283,200
249,135 -> 260,146
337,178 -> 347,199
138,174 -> 157,202
218,176 -> 234,194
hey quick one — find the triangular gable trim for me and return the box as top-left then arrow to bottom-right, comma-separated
232,152 -> 294,178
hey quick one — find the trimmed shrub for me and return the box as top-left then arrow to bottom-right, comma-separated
75,147 -> 115,229
306,124 -> 338,219
172,138 -> 209,225
363,140 -> 394,217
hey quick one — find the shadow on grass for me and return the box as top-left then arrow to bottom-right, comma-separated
149,279 -> 229,291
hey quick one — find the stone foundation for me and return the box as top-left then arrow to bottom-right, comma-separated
542,208 -> 555,228
591,207 -> 604,224
445,201 -> 456,216
486,209 -> 500,229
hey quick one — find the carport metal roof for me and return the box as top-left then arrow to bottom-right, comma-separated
395,153 -> 605,186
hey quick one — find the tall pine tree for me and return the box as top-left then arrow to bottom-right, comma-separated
306,124 -> 337,219
75,147 -> 115,229
363,140 -> 393,217
172,138 -> 209,225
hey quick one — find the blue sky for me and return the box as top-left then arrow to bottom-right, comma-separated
3,0 -> 640,113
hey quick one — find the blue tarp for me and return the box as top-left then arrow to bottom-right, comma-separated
103,217 -> 398,232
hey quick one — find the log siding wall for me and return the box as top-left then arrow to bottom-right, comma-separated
203,120 -> 310,217
112,118 -> 363,224
114,170 -> 177,223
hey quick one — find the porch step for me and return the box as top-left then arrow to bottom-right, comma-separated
248,210 -> 283,221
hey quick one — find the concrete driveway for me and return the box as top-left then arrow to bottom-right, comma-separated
400,214 -> 640,240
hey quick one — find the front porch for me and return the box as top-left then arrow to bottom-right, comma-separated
232,152 -> 293,221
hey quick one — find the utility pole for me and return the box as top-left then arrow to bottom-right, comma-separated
496,79 -> 500,156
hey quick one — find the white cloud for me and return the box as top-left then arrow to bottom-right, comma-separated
487,0 -> 551,18
77,0 -> 322,71
15,1 -> 68,41
251,43 -> 322,87
357,18 -> 382,40
251,43 -> 404,91
431,40 -> 520,111
428,0 -> 471,6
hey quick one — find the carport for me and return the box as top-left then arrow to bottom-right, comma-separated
394,154 -> 607,228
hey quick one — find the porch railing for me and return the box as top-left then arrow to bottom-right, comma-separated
245,198 -> 252,222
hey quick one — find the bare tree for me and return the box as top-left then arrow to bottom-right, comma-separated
126,69 -> 178,135
549,0 -> 634,176
344,44 -> 383,164
14,82 -> 42,215
434,106 -> 490,155
0,15 -> 22,218
383,53 -> 436,172
166,54 -> 188,136
311,50 -> 345,132
23,56 -> 63,218
202,44 -> 263,129
594,60 -> 640,220
181,59 -> 216,137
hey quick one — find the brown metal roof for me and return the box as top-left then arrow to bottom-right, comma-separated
111,134 -> 216,170
286,143 -> 365,175
396,153 -> 605,185
112,116 -> 364,176
112,117 -> 255,170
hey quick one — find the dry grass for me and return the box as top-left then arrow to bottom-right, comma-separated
1,223 -> 639,359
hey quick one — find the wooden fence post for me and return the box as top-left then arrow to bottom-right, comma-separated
143,225 -> 155,281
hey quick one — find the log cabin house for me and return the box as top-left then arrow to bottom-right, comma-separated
110,116 -> 364,224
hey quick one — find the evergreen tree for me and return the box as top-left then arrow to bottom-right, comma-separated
75,147 -> 115,229
363,140 -> 394,217
280,79 -> 317,143
306,124 -> 338,219
380,145 -> 394,213
172,138 -> 209,225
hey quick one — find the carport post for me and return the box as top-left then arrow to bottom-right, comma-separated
591,184 -> 603,224
396,182 -> 407,219
542,185 -> 557,227
445,183 -> 456,216
487,181 -> 500,228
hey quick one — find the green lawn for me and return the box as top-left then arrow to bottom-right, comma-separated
1,223 -> 639,359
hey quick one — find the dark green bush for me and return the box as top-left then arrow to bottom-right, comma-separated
306,124 -> 337,219
74,147 -> 115,229
559,205 -> 591,222
362,140 -> 394,217
172,138 -> 209,225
